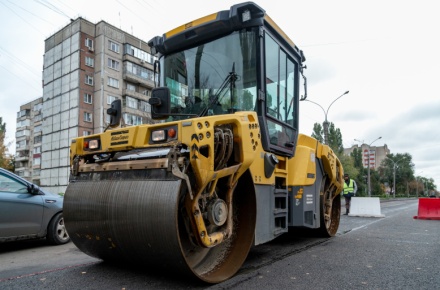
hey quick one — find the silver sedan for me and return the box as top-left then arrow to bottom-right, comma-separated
0,167 -> 70,245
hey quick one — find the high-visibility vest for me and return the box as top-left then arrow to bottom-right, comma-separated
343,179 -> 355,195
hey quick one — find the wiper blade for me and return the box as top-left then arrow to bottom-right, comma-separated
199,63 -> 237,117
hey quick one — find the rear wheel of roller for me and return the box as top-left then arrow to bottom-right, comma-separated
318,176 -> 341,237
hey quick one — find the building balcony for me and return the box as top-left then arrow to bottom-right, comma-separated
16,145 -> 30,151
123,89 -> 150,101
15,155 -> 29,162
123,70 -> 155,89
15,169 -> 31,178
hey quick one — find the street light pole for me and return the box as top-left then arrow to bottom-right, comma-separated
416,171 -> 423,197
367,137 -> 382,197
303,90 -> 349,144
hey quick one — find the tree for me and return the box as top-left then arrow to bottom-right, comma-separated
311,123 -> 323,143
311,121 -> 343,154
378,153 -> 414,196
0,116 -> 14,171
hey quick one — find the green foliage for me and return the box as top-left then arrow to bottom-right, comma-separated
378,153 -> 414,195
0,117 -> 14,171
327,123 -> 344,155
311,123 -> 323,143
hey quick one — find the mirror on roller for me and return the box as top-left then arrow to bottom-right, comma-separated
106,99 -> 122,129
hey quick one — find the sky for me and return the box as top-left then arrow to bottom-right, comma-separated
0,0 -> 439,189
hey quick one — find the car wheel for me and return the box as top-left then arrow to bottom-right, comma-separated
47,212 -> 70,245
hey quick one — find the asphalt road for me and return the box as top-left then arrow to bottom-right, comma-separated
1,199 -> 438,289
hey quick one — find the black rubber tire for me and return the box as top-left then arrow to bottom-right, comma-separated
46,212 -> 70,245
318,177 -> 341,237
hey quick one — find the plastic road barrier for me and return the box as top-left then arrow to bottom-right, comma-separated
413,198 -> 440,220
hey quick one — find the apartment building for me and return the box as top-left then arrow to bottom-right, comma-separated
38,17 -> 155,193
15,98 -> 43,185
344,143 -> 390,169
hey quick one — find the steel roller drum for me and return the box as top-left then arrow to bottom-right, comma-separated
64,173 -> 256,283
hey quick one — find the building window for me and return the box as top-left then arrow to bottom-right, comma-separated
126,83 -> 136,91
34,157 -> 41,165
107,77 -> 119,88
33,146 -> 41,154
83,130 -> 91,136
85,56 -> 94,67
84,112 -> 92,122
17,140 -> 29,148
33,114 -> 42,122
108,58 -> 120,70
140,100 -> 150,112
33,103 -> 43,111
84,93 -> 92,104
34,135 -> 42,144
125,96 -> 138,109
125,62 -> 155,82
108,40 -> 120,53
123,113 -> 143,125
107,95 -> 119,105
124,43 -> 156,64
85,38 -> 94,50
85,75 -> 93,86
16,130 -> 30,138
34,125 -> 42,132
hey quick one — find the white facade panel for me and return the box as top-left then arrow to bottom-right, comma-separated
53,77 -> 61,96
61,74 -> 70,94
42,133 -> 52,152
71,32 -> 79,51
42,116 -> 52,135
43,82 -> 53,101
51,149 -> 60,167
69,108 -> 78,127
59,129 -> 69,148
51,131 -> 60,150
54,44 -> 62,62
62,38 -> 71,58
44,64 -> 54,84
70,89 -> 79,108
54,61 -> 62,80
50,168 -> 58,186
61,111 -> 69,130
40,169 -> 50,186
61,93 -> 70,112
59,167 -> 69,185
70,70 -> 79,89
71,51 -> 79,71
41,152 -> 51,168
52,113 -> 61,132
60,148 -> 69,167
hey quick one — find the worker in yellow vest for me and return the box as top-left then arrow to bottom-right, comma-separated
343,173 -> 358,215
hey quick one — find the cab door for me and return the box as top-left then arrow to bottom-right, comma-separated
260,32 -> 299,157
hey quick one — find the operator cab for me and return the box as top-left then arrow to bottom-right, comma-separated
148,2 -> 306,157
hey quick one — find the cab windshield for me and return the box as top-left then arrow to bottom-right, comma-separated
160,28 -> 258,121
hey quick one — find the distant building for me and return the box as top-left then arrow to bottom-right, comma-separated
344,144 -> 390,169
15,97 -> 43,185
31,17 -> 156,193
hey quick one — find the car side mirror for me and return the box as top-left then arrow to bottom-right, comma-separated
28,184 -> 41,195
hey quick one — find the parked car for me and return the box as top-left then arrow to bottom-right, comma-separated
0,167 -> 70,245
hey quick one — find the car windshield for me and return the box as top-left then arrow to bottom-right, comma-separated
161,28 -> 259,121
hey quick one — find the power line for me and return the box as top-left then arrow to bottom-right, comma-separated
34,0 -> 71,20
